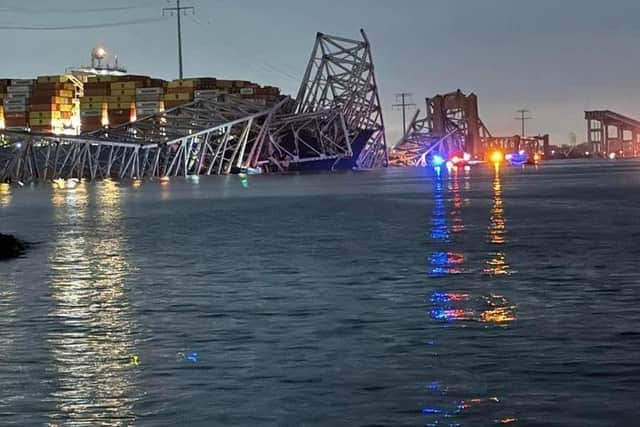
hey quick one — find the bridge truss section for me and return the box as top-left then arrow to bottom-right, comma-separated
294,29 -> 387,168
0,95 -> 284,181
0,93 -> 354,181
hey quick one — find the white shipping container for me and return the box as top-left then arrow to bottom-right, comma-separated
7,86 -> 32,94
194,89 -> 220,97
136,109 -> 160,116
4,98 -> 28,106
135,94 -> 162,102
239,87 -> 255,95
135,101 -> 162,109
11,79 -> 34,86
4,104 -> 28,112
6,93 -> 30,100
136,87 -> 164,96
247,98 -> 267,106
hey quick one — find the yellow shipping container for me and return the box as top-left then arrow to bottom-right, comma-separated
88,75 -> 115,83
81,96 -> 108,103
164,93 -> 193,101
111,81 -> 143,90
168,79 -> 197,89
50,96 -> 71,105
57,90 -> 73,98
30,118 -> 53,126
59,104 -> 73,112
80,102 -> 104,110
108,102 -> 134,110
30,111 -> 62,120
110,89 -> 137,97
107,95 -> 134,103
37,75 -> 69,84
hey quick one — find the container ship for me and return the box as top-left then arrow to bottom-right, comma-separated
0,46 -> 281,136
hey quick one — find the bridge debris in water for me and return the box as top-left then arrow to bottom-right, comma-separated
0,30 -> 387,183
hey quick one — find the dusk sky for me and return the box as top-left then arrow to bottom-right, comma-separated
2,0 -> 640,145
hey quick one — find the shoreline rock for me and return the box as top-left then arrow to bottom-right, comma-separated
0,233 -> 26,260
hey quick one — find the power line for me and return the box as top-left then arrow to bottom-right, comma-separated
0,5 -> 156,14
163,0 -> 195,80
0,0 -> 159,14
392,93 -> 416,140
515,109 -> 533,138
0,18 -> 167,30
188,15 -> 300,85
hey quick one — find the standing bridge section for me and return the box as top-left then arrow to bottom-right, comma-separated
389,90 -> 491,166
389,90 -> 550,167
585,110 -> 640,157
0,29 -> 386,182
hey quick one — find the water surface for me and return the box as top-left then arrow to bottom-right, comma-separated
1,160 -> 639,426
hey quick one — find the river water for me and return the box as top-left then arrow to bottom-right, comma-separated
0,160 -> 639,426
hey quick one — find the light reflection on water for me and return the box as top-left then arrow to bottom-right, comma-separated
430,171 -> 450,243
448,169 -> 465,234
47,180 -> 138,426
424,165 -> 517,425
485,166 -> 512,276
0,274 -> 18,408
427,171 -> 462,277
429,291 -> 516,324
0,182 -> 12,208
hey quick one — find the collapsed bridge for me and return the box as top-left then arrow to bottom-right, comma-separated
389,90 -> 549,166
0,30 -> 387,182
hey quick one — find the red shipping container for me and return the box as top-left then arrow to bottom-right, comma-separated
30,125 -> 53,133
4,112 -> 28,119
84,88 -> 110,96
84,82 -> 111,89
5,119 -> 27,127
30,104 -> 60,112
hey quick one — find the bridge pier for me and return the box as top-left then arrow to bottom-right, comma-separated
586,110 -> 640,157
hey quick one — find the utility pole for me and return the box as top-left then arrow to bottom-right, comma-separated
515,109 -> 532,138
163,0 -> 195,80
393,93 -> 416,140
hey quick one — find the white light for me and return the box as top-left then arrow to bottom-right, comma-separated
15,142 -> 22,149
608,152 -> 616,160
505,153 -> 513,161
463,152 -> 471,162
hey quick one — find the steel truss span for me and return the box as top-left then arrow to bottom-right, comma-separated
0,29 -> 387,183
294,30 -> 387,168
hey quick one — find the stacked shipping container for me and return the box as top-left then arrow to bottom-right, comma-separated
80,75 -> 166,131
80,76 -> 111,131
4,79 -> 34,129
136,86 -> 164,117
1,74 -> 282,133
166,78 -> 281,109
30,75 -> 75,134
0,79 -> 7,128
